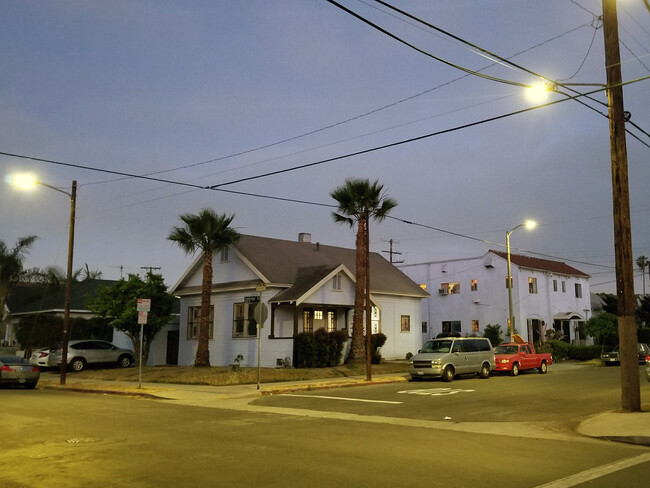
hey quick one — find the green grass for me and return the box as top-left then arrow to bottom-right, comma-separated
65,361 -> 409,386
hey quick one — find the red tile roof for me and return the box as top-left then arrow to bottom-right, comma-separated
489,250 -> 590,278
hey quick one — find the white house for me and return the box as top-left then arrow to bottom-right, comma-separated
399,250 -> 592,344
170,233 -> 429,367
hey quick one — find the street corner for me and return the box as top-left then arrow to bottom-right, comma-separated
37,379 -> 172,399
260,374 -> 409,396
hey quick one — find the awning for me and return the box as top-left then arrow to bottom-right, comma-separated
553,312 -> 584,321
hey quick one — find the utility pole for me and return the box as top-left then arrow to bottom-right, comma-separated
140,266 -> 161,274
381,239 -> 404,264
602,0 -> 639,412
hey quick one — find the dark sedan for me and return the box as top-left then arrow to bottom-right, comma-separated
601,343 -> 650,365
0,356 -> 39,389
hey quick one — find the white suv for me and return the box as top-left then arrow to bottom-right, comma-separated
49,340 -> 134,372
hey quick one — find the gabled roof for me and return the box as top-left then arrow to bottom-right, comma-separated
174,234 -> 429,299
270,264 -> 356,305
489,250 -> 590,278
7,279 -> 118,315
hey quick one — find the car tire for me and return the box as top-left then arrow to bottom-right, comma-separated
441,365 -> 455,382
70,358 -> 86,372
118,355 -> 133,368
510,363 -> 520,377
538,361 -> 548,374
479,363 -> 491,379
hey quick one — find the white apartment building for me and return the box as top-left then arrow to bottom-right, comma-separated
399,250 -> 592,345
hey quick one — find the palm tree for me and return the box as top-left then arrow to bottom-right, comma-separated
168,210 -> 240,367
0,235 -> 38,333
331,178 -> 397,370
637,256 -> 649,295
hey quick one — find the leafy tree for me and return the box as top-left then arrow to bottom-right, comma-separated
637,295 -> 650,329
482,324 -> 503,347
87,273 -> 174,365
0,235 -> 38,335
331,178 -> 396,365
168,209 -> 240,367
583,312 -> 618,350
637,255 -> 649,295
597,293 -> 618,315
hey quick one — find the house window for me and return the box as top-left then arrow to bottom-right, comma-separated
470,279 -> 478,291
314,310 -> 323,320
421,321 -> 428,333
332,274 -> 342,291
372,306 -> 381,334
220,246 -> 229,263
529,277 -> 538,294
303,310 -> 313,333
400,315 -> 410,332
233,302 -> 258,338
187,306 -> 214,340
562,281 -> 566,293
441,282 -> 460,294
472,320 -> 480,332
327,310 -> 337,332
575,283 -> 582,298
553,279 -> 558,292
442,320 -> 461,333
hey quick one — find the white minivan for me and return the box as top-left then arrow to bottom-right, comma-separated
408,337 -> 495,382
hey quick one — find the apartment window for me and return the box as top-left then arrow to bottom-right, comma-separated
303,310 -> 313,333
332,273 -> 342,291
187,306 -> 214,340
400,315 -> 411,332
233,302 -> 258,338
421,321 -> 428,333
441,282 -> 460,294
562,281 -> 566,293
220,246 -> 229,263
575,283 -> 583,298
442,320 -> 461,333
529,277 -> 538,294
470,279 -> 478,291
553,279 -> 558,292
472,320 -> 480,332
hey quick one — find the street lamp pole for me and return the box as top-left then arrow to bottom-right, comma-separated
58,180 -> 76,386
506,221 -> 536,342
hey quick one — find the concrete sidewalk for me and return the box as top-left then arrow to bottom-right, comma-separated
37,366 -> 650,447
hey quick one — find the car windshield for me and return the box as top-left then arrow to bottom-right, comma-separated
420,340 -> 452,353
495,345 -> 519,354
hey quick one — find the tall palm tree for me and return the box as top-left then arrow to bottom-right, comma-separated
331,179 -> 397,369
637,255 -> 649,295
168,210 -> 239,367
0,235 -> 38,331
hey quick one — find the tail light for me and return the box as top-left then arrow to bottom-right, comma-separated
38,351 -> 48,358
30,366 -> 39,372
1,365 -> 15,372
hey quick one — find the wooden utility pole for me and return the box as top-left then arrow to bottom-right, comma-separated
602,0 -> 640,411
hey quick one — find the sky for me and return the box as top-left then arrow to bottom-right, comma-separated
1,0 -> 649,295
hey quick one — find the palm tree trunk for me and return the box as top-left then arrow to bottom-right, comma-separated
196,249 -> 213,367
348,219 -> 366,363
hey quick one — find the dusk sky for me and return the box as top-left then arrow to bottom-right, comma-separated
1,0 -> 649,294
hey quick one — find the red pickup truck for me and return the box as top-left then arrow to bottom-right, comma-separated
494,336 -> 552,376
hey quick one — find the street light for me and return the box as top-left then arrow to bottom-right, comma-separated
9,174 -> 77,385
506,220 -> 536,342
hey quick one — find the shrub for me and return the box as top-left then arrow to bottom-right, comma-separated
546,340 -> 570,361
293,330 -> 347,368
567,345 -> 603,361
483,324 -> 503,347
370,333 -> 387,364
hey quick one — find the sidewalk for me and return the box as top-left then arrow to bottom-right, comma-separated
37,364 -> 650,447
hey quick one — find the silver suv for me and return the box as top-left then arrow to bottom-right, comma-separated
409,337 -> 495,382
49,340 -> 135,372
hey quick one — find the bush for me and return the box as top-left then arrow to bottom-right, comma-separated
567,345 -> 603,361
293,330 -> 347,368
483,324 -> 503,347
546,340 -> 570,361
370,333 -> 387,364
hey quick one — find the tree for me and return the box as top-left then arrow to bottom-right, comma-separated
0,235 -> 38,335
87,273 -> 174,365
168,209 -> 240,367
331,178 -> 397,367
583,312 -> 618,351
483,324 -> 503,347
637,255 -> 649,295
597,293 -> 618,315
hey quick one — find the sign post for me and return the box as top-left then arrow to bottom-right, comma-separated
136,299 -> 151,389
254,284 -> 267,390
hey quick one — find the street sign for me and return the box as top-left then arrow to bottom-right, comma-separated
137,298 -> 151,312
138,311 -> 148,325
254,303 -> 268,327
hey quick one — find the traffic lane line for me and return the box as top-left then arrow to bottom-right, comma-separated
282,394 -> 402,404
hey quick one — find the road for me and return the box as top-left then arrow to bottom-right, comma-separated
2,364 -> 649,488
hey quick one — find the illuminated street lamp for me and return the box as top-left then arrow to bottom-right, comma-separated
9,174 -> 77,385
506,220 -> 536,341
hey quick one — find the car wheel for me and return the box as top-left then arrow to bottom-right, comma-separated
479,363 -> 491,379
510,363 -> 519,377
441,365 -> 455,382
118,355 -> 133,368
70,358 -> 86,372
538,361 -> 548,374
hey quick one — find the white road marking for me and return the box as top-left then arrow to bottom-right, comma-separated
533,452 -> 650,488
281,394 -> 402,404
397,388 -> 475,396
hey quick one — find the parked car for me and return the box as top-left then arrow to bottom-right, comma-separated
29,348 -> 52,367
408,337 -> 495,382
600,343 -> 650,365
494,340 -> 553,376
646,354 -> 650,382
48,340 -> 135,372
0,356 -> 39,389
